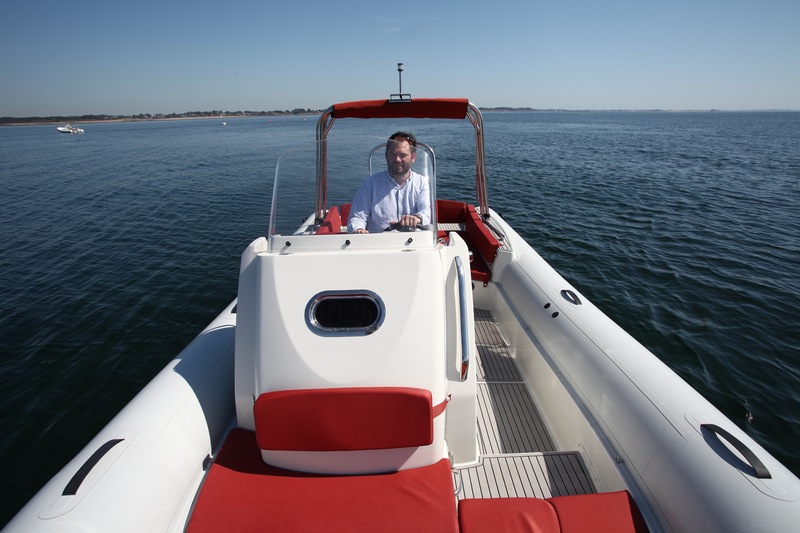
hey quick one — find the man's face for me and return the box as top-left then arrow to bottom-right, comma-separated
386,140 -> 416,180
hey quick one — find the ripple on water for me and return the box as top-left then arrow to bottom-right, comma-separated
1,113 -> 799,525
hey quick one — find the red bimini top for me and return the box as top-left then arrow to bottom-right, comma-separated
331,98 -> 470,120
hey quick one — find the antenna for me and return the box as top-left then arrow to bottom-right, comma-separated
398,63 -> 404,95
389,62 -> 411,102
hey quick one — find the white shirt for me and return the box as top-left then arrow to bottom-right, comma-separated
347,170 -> 431,233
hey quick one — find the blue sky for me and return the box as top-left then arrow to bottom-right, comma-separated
2,0 -> 798,116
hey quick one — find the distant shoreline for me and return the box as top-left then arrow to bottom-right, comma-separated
0,115 -> 296,127
0,109 -> 322,127
1,116 -> 222,127
2,107 -> 797,127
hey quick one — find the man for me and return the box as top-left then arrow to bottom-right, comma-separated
347,132 -> 431,233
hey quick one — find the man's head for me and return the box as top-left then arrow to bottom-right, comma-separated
386,131 -> 417,182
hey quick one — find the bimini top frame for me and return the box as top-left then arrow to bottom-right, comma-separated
314,98 -> 488,224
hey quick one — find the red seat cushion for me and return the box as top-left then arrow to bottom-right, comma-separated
464,204 -> 500,264
340,203 -> 351,224
254,387 -> 440,451
437,199 -> 468,224
186,429 -> 458,533
458,492 -> 649,533
435,200 -> 494,284
547,491 -> 649,533
459,497 -> 560,533
317,205 -> 343,234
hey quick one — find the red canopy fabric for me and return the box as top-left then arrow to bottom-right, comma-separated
332,98 -> 469,120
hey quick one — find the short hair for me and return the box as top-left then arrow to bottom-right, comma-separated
387,131 -> 417,152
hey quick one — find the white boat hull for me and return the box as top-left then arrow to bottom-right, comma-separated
7,215 -> 799,532
487,210 -> 800,532
56,125 -> 84,134
4,301 -> 236,532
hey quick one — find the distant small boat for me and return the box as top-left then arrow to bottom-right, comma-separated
56,124 -> 84,134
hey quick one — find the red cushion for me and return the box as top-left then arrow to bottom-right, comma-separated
340,203 -> 351,223
458,492 -> 649,533
254,387 -> 438,451
464,204 -> 500,264
459,498 -> 560,533
437,199 -> 468,224
317,205 -> 342,234
547,491 -> 649,533
186,429 -> 458,533
460,232 -> 492,284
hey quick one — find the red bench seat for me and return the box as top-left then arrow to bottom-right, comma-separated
187,428 -> 458,533
437,200 -> 500,285
316,205 -> 345,234
458,491 -> 649,533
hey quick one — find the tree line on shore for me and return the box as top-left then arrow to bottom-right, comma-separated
5,106 -> 721,126
0,109 -> 323,125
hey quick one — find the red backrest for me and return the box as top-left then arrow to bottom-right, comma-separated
254,387 -> 446,452
317,205 -> 343,234
464,204 -> 500,264
437,199 -> 468,224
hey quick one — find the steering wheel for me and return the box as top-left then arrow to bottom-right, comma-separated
384,222 -> 430,232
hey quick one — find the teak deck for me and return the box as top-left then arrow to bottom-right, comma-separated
456,310 -> 595,499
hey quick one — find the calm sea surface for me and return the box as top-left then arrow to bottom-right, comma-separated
1,112 -> 798,524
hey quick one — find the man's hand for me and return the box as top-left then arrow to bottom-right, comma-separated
399,214 -> 421,227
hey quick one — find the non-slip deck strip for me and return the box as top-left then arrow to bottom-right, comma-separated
474,309 -> 521,382
474,308 -> 551,453
477,383 -> 555,453
461,309 -> 595,499
458,453 -> 595,499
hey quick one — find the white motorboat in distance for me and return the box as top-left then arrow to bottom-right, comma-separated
56,123 -> 84,134
6,96 -> 800,532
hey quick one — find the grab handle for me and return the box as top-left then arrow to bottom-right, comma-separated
455,256 -> 469,381
63,439 -> 125,495
561,289 -> 582,306
701,423 -> 771,479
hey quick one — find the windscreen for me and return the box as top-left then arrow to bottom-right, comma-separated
269,135 -> 436,244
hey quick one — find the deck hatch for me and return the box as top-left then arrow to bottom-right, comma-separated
305,290 -> 385,336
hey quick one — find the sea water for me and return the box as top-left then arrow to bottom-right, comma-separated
1,111 -> 798,524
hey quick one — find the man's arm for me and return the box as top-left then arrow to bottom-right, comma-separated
347,180 -> 371,233
414,175 -> 432,225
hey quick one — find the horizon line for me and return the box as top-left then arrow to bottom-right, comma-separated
2,107 -> 799,123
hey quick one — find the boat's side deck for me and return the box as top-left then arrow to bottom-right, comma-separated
455,310 -> 595,499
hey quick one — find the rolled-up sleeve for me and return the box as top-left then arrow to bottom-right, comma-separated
413,176 -> 431,224
347,180 -> 371,232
